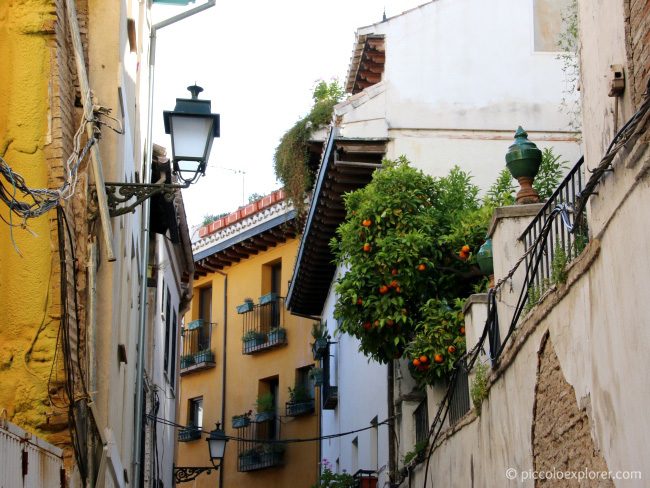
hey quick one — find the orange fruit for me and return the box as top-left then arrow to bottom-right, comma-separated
363,321 -> 372,330
391,268 -> 399,276
419,355 -> 428,363
447,345 -> 457,354
390,280 -> 399,288
386,319 -> 395,327
374,320 -> 380,327
379,285 -> 389,295
417,263 -> 426,271
395,287 -> 401,293
459,251 -> 468,260
363,243 -> 372,252
434,354 -> 444,364
357,298 -> 363,305
362,219 -> 372,227
413,358 -> 421,367
460,326 -> 465,335
461,245 -> 470,253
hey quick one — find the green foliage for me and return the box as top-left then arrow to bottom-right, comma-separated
331,158 -> 484,366
247,192 -> 264,203
274,79 -> 345,213
402,440 -> 428,465
551,244 -> 568,285
311,467 -> 356,488
288,384 -> 311,403
534,148 -> 569,200
255,393 -> 274,413
470,361 -> 489,414
405,298 -> 466,383
311,321 -> 329,339
556,0 -> 581,132
484,168 -> 516,208
202,212 -> 228,226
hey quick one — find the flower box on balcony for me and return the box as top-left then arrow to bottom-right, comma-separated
243,331 -> 267,351
178,425 -> 202,442
286,400 -> 315,417
255,411 -> 275,422
237,299 -> 254,314
180,354 -> 195,369
312,337 -> 328,360
232,413 -> 251,429
268,327 -> 286,344
258,292 -> 278,305
193,349 -> 214,364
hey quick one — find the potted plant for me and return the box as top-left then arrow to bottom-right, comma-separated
180,354 -> 195,369
242,330 -> 266,350
268,326 -> 286,343
261,442 -> 286,465
236,298 -> 254,314
259,292 -> 278,305
194,348 -> 214,364
311,321 -> 329,360
287,384 -> 314,416
309,367 -> 323,387
255,392 -> 275,422
232,410 -> 252,429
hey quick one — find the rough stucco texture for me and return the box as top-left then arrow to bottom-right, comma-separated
532,337 -> 613,487
628,0 -> 650,108
0,0 -> 68,446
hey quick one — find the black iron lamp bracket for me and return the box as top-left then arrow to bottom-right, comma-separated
104,181 -> 188,217
173,465 -> 218,483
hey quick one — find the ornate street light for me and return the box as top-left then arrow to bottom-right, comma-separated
104,84 -> 219,216
174,424 -> 228,484
164,84 -> 220,185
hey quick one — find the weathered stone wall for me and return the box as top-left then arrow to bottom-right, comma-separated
532,334 -> 613,487
626,0 -> 650,109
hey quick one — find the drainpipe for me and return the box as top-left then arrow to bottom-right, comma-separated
215,270 -> 228,488
87,241 -> 98,487
133,2 -> 216,485
387,361 -> 396,487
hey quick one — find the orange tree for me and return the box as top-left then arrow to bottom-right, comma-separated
330,158 -> 486,380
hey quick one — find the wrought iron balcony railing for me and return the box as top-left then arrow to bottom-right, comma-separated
180,319 -> 215,374
236,419 -> 285,472
178,425 -> 202,442
285,398 -> 315,417
241,297 -> 288,354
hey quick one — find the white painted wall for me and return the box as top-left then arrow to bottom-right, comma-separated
320,267 -> 390,487
336,0 -> 582,190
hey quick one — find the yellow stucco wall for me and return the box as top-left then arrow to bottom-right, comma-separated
0,1 -> 67,445
179,238 -> 319,487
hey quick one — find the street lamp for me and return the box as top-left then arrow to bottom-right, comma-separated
174,424 -> 228,484
103,84 -> 219,216
163,84 -> 220,185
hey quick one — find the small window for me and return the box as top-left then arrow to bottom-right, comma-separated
199,286 -> 212,322
414,400 -> 428,445
533,0 -> 572,52
188,397 -> 203,428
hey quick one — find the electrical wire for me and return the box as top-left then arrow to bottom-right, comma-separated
145,413 -> 391,444
419,91 -> 650,488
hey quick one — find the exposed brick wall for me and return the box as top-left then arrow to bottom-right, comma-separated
626,0 -> 650,107
532,335 -> 613,487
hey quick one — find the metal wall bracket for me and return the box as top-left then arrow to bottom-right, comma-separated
173,465 -> 217,484
104,182 -> 188,217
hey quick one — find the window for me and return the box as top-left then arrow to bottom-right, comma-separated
188,397 -> 203,428
164,287 -> 171,374
351,436 -> 359,474
533,0 -> 572,52
271,262 -> 282,294
199,286 -> 212,322
169,309 -> 177,386
414,400 -> 428,445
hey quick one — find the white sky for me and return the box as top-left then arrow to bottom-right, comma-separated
152,0 -> 427,229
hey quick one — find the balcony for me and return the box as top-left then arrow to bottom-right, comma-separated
285,399 -> 315,417
322,385 -> 338,410
237,419 -> 285,471
241,297 -> 288,354
178,425 -> 202,442
180,320 -> 215,375
353,470 -> 378,488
